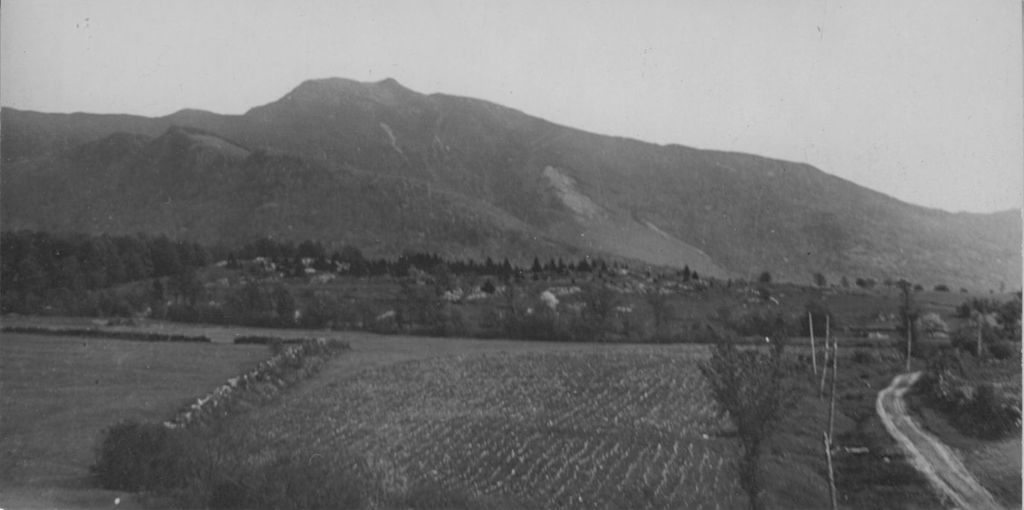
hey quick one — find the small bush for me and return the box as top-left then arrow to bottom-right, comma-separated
852,349 -> 877,364
962,384 -> 1021,438
989,341 -> 1019,360
234,335 -> 299,345
91,420 -> 195,491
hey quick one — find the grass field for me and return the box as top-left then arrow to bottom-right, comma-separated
0,333 -> 267,508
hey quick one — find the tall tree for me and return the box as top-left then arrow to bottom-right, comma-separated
897,279 -> 919,369
700,335 -> 791,510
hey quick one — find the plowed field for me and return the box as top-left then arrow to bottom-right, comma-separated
223,350 -> 741,509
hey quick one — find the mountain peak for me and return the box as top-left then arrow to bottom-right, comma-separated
274,77 -> 421,110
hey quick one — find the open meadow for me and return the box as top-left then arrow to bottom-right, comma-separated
0,332 -> 267,508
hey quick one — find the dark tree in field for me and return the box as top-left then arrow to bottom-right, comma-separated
583,284 -> 619,325
813,272 -> 827,287
897,279 -> 920,368
646,291 -> 671,337
169,266 -> 204,308
700,336 -> 791,510
758,271 -> 772,284
481,279 -> 496,294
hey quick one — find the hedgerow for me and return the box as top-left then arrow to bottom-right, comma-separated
2,325 -> 210,343
92,337 -> 361,508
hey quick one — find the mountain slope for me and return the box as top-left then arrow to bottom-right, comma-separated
2,78 -> 1019,289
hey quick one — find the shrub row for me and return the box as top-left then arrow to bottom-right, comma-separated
92,421 -> 375,509
919,355 -> 1022,438
232,335 -> 306,345
164,337 -> 349,429
2,325 -> 210,343
93,337 -> 359,508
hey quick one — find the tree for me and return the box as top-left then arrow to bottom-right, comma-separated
700,335 -> 791,510
338,245 -> 366,275
271,284 -> 296,324
813,273 -> 827,287
897,279 -> 919,369
758,271 -> 772,284
646,291 -> 671,337
918,312 -> 949,338
481,279 -> 496,294
168,266 -> 203,308
997,293 -> 1022,339
583,284 -> 619,327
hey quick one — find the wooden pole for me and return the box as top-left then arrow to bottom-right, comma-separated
819,315 -> 832,398
975,312 -> 983,357
810,312 -> 817,375
905,319 -> 912,372
828,335 -> 838,441
819,339 -> 830,398
824,432 -> 838,510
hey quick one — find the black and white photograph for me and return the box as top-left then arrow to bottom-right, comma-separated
1,1 -> 1021,509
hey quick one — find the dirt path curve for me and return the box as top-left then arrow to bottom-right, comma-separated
876,371 -> 1002,510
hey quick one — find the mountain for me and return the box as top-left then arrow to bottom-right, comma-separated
2,78 -> 1020,290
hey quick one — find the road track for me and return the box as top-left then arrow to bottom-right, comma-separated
876,371 -> 1002,510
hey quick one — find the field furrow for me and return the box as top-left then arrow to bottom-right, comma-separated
211,348 -> 736,509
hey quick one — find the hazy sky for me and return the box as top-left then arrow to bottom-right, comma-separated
3,0 -> 1022,213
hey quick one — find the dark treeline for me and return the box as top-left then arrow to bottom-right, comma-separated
1,230 -> 212,314
1,231 -> 623,319
227,237 -> 614,280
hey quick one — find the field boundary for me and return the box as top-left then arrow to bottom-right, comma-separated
2,325 -> 211,343
163,337 -> 349,428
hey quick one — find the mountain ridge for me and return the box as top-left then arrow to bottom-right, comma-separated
2,78 -> 1019,290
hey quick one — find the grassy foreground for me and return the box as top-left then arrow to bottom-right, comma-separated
2,318 -> 951,509
0,333 -> 267,508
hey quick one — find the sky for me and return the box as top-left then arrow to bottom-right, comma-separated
2,0 -> 1022,213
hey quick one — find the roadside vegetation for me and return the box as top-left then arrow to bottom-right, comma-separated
902,293 -> 1023,507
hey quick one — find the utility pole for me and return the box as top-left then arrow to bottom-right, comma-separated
824,327 -> 839,510
819,314 -> 832,398
824,432 -> 838,510
810,312 -> 817,375
905,322 -> 912,372
828,334 -> 838,440
973,310 -> 984,357
898,279 -> 914,372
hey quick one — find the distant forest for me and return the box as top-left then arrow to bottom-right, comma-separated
1,230 -> 663,318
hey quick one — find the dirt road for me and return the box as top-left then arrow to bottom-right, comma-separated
876,371 -> 1002,510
